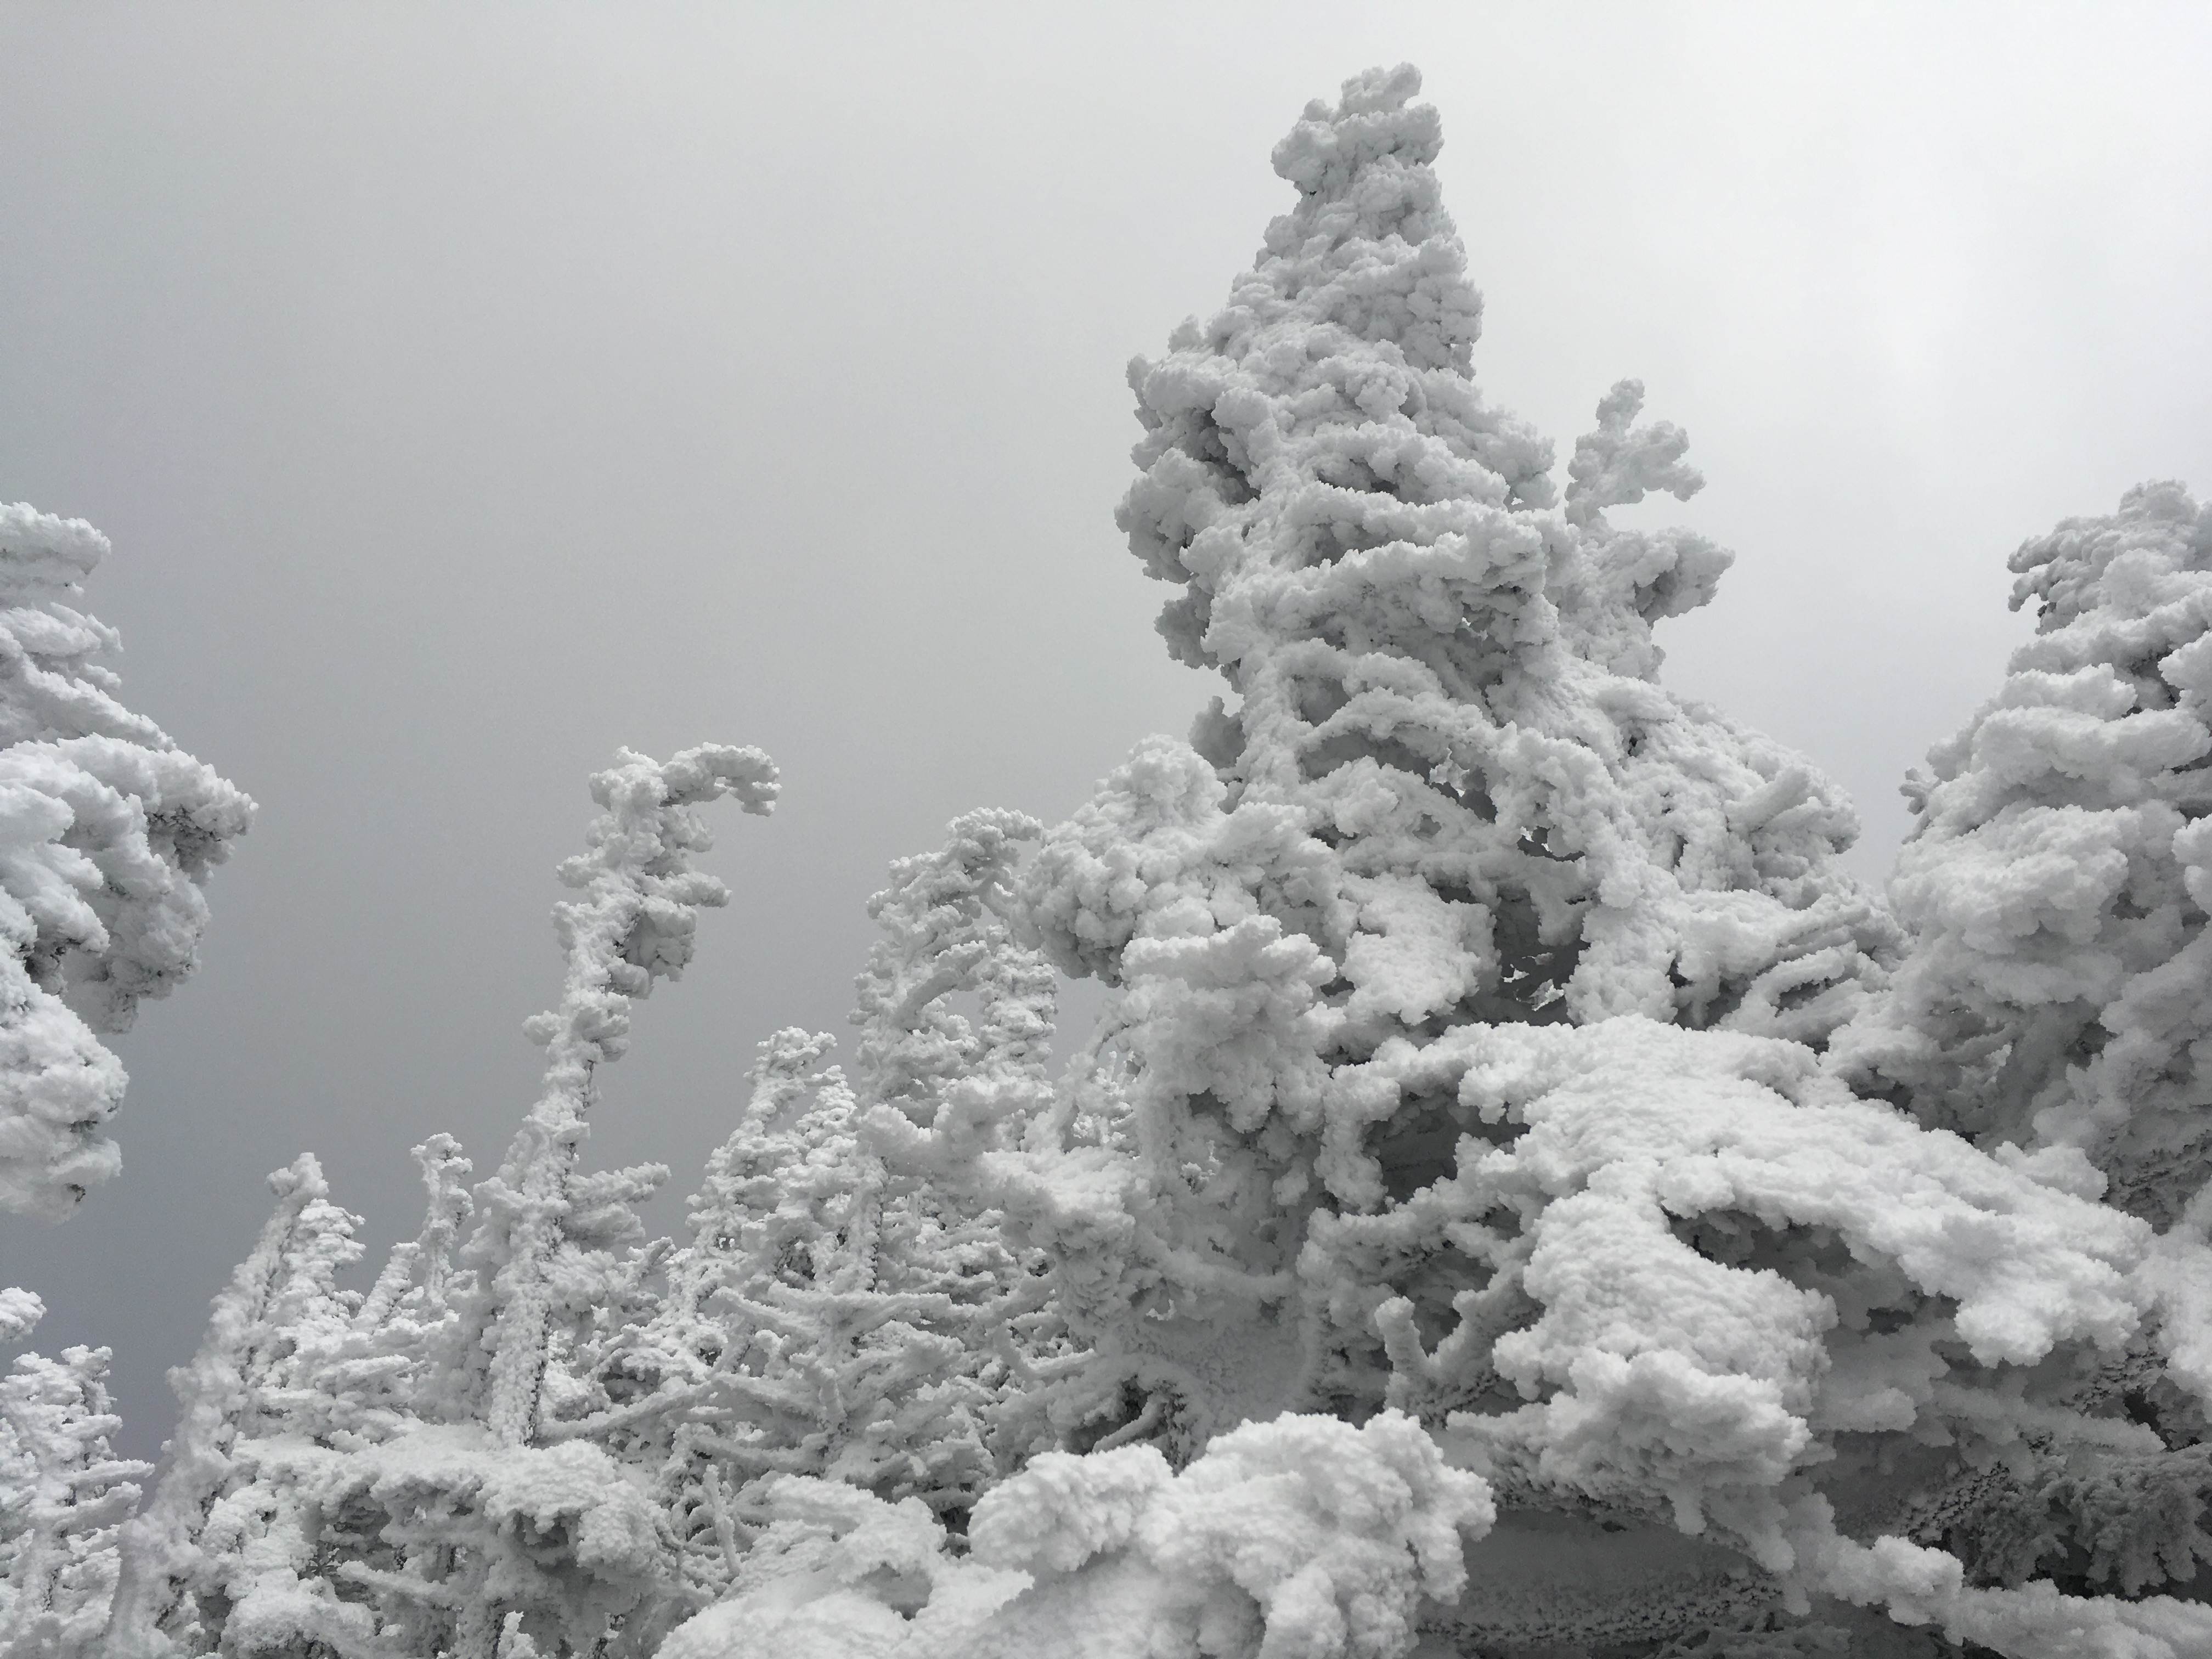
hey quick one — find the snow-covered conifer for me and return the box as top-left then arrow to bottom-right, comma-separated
854,809 -> 1057,1119
0,1291 -> 148,1658
900,62 -> 1895,1464
103,1155 -> 364,1657
628,814 -> 1067,1597
451,742 -> 777,1450
856,65 -> 2212,1659
0,503 -> 251,1217
620,1032 -> 994,1592
846,810 -> 1076,1463
1837,481 -> 2212,1228
353,1133 -> 475,1378
1809,480 -> 2212,1646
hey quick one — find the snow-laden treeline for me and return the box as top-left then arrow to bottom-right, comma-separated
5,63 -> 2212,1659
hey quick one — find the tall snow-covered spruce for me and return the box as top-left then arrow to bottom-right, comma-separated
1005,57 -> 1903,1449
825,65 -> 2212,1658
11,60 -> 2212,1659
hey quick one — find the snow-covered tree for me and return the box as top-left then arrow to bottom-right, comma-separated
0,1290 -> 146,1658
0,499 -> 247,1656
0,501 -> 252,1218
871,57 -> 1871,1458
101,744 -> 779,1659
831,65 -> 2212,1659
100,1154 -> 373,1657
953,60 -> 1897,1462
1818,479 -> 2212,1641
611,814 -> 1070,1599
605,1030 -> 991,1601
1838,479 -> 2212,1229
453,742 -> 778,1453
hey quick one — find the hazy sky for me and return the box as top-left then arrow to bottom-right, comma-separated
2,2 -> 2209,1456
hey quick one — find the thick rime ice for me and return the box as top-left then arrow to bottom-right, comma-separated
926,59 -> 1901,1476
656,1411 -> 1488,1659
9,60 -> 2212,1659
0,503 -> 251,1220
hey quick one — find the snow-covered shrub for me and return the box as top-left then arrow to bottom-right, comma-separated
655,1410 -> 1489,1659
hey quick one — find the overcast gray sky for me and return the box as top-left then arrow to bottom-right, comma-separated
2,2 -> 2208,1456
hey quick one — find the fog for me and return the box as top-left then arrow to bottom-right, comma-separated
2,2 -> 2208,1455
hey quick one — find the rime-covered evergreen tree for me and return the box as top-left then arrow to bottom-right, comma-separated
0,498 -> 248,1659
101,1155 -> 378,1657
455,743 -> 778,1454
1825,480 -> 2212,1637
943,59 -> 1904,1459
837,66 -> 2212,1659
0,501 -> 252,1218
614,812 -> 1069,1599
104,745 -> 779,1659
1838,480 -> 2212,1229
0,1290 -> 145,1659
611,1029 -> 994,1602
